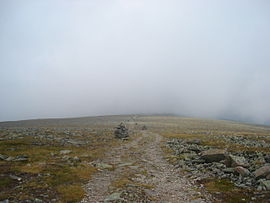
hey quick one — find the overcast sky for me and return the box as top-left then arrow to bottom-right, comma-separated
0,0 -> 270,124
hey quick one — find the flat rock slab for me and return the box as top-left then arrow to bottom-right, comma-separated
201,149 -> 226,163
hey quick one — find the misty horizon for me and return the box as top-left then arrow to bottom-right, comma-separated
1,0 -> 270,124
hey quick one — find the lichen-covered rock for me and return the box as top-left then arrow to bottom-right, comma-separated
201,149 -> 226,163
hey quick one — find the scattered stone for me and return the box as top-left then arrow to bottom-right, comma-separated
235,166 -> 250,177
167,136 -> 270,192
254,166 -> 270,179
60,150 -> 72,155
201,149 -> 226,163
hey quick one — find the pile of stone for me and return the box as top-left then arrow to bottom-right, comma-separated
142,125 -> 147,130
167,138 -> 270,191
114,123 -> 129,140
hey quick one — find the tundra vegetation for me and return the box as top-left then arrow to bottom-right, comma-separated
0,115 -> 269,202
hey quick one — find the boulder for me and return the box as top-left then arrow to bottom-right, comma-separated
235,166 -> 250,177
201,149 -> 226,163
254,166 -> 270,179
225,155 -> 249,167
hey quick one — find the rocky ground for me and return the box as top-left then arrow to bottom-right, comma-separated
0,126 -> 120,203
166,135 -> 270,202
1,115 -> 270,203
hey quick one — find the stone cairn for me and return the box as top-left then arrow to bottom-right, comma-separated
142,125 -> 147,130
114,123 -> 129,140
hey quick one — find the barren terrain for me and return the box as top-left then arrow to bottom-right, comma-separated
0,115 -> 270,202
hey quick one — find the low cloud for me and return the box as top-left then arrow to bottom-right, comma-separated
0,0 -> 270,124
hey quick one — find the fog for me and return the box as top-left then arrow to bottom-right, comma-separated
1,0 -> 270,124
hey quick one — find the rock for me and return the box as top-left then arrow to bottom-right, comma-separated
192,159 -> 205,164
201,149 -> 226,162
34,198 -> 43,203
13,155 -> 28,161
190,199 -> 204,203
254,166 -> 270,179
73,156 -> 80,162
60,150 -> 72,155
129,165 -> 140,169
186,139 -> 201,145
188,145 -> 202,153
235,166 -> 250,177
9,175 -> 22,181
0,200 -> 9,203
226,155 -> 249,167
266,174 -> 270,180
5,156 -> 15,161
223,168 -> 235,173
258,179 -> 270,191
114,123 -> 129,139
62,155 -> 70,161
0,154 -> 8,160
118,162 -> 133,167
96,163 -> 113,170
265,156 -> 270,163
104,192 -> 123,202
67,140 -> 86,145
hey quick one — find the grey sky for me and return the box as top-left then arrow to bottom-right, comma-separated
0,0 -> 270,124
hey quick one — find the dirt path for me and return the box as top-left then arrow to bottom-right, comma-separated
81,131 -> 211,203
